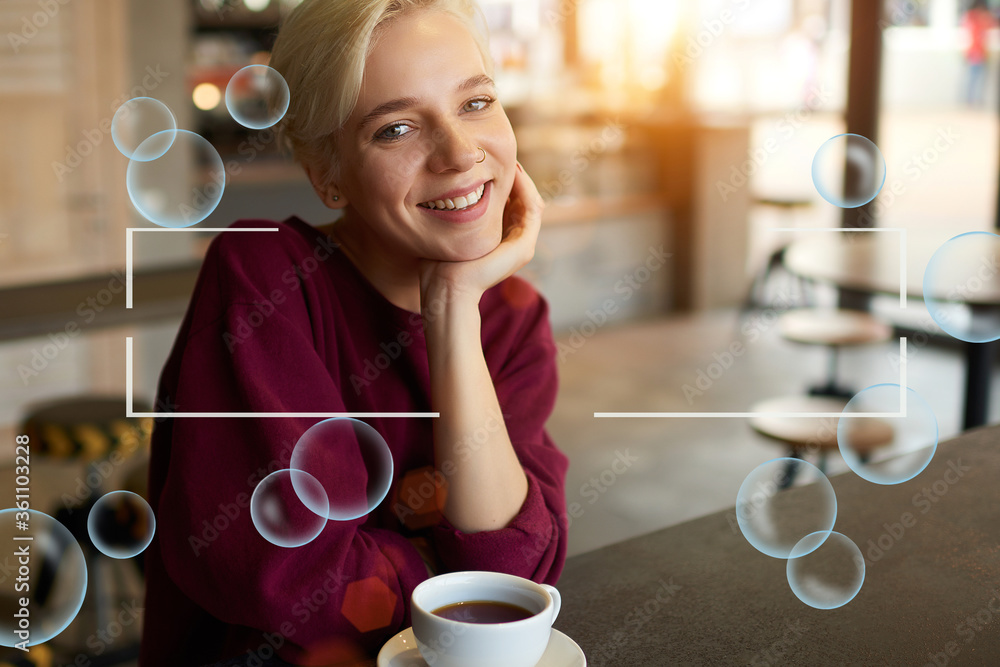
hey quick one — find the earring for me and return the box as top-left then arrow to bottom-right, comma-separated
333,196 -> 340,201
476,147 -> 486,164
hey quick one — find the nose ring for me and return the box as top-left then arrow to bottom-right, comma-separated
476,146 -> 486,163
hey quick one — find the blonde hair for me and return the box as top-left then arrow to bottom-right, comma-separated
269,0 -> 493,187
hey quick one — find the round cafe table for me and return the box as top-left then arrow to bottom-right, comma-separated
782,230 -> 1000,429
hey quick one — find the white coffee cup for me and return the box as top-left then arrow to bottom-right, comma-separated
410,571 -> 561,667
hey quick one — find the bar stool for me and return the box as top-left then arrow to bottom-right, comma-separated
778,308 -> 893,398
749,395 -> 893,485
749,308 -> 894,485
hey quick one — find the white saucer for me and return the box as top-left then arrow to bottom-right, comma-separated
377,626 -> 586,667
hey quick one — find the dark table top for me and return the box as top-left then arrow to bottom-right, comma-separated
552,423 -> 1000,666
209,426 -> 999,667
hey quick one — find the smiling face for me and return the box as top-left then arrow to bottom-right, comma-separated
327,8 -> 517,263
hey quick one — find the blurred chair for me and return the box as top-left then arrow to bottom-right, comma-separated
743,195 -> 818,313
742,244 -> 815,314
20,396 -> 152,665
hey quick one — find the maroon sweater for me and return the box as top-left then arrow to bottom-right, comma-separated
140,217 -> 568,665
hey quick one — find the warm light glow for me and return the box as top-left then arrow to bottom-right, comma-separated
630,0 -> 680,58
192,82 -> 222,111
579,0 -> 623,66
639,65 -> 667,91
243,0 -> 270,11
693,58 -> 745,110
578,0 -> 680,92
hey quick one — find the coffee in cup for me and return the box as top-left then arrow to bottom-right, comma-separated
410,571 -> 561,667
432,600 -> 535,623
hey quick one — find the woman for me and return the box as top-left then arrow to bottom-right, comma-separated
140,0 -> 568,665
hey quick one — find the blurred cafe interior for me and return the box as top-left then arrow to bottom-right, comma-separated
1,0 -> 999,663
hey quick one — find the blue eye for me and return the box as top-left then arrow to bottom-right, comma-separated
376,123 -> 412,142
374,97 -> 494,143
465,97 -> 494,112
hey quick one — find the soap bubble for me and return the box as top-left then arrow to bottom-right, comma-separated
787,531 -> 865,609
226,65 -> 290,130
251,469 -> 329,548
838,384 -> 937,485
0,509 -> 87,647
812,134 -> 886,208
736,458 -> 837,559
111,97 -> 176,161
87,490 -> 155,559
923,232 -> 1000,343
126,129 -> 226,227
290,418 -> 393,521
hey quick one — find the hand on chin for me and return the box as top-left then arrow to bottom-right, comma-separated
418,163 -> 543,307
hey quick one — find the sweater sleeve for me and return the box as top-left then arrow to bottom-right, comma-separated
431,284 -> 569,584
155,240 -> 428,661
